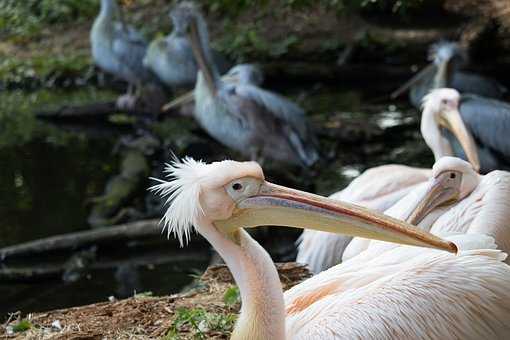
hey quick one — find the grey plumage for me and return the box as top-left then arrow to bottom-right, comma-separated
174,2 -> 318,167
90,0 -> 156,87
408,41 -> 506,108
445,94 -> 510,173
143,3 -> 229,89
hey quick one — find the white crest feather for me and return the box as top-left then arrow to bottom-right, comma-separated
149,157 -> 207,246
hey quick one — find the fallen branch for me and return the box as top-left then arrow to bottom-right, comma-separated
0,251 -> 210,283
35,101 -> 157,120
0,219 -> 162,261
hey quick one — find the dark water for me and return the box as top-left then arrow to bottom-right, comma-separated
0,83 -> 432,317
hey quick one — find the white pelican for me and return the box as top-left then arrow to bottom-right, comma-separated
151,157 -> 510,339
345,156 -> 510,263
297,88 -> 480,273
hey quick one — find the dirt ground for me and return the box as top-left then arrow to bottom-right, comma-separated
1,263 -> 311,339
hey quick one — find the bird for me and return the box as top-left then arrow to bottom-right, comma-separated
143,2 -> 229,90
423,88 -> 510,173
392,41 -> 506,108
344,156 -> 510,263
151,156 -> 510,340
161,63 -> 264,112
169,4 -> 319,167
297,88 -> 481,273
90,0 -> 159,109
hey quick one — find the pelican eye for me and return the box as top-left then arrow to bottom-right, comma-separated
450,173 -> 456,179
232,183 -> 243,191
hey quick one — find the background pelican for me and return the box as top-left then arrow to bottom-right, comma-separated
297,88 -> 481,273
171,4 -> 319,166
423,88 -> 510,173
392,41 -> 507,108
151,157 -> 510,340
143,2 -> 229,90
90,0 -> 159,108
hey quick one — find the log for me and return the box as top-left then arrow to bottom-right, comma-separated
0,219 -> 162,261
35,101 -> 157,120
0,251 -> 211,283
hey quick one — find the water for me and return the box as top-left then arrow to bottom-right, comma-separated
0,82 -> 432,317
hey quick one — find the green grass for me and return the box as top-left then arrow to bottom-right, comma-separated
163,307 -> 237,340
11,319 -> 32,333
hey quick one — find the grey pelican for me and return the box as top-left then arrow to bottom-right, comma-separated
392,41 -> 506,108
90,0 -> 159,108
143,2 -> 229,90
150,157 -> 510,339
170,4 -> 319,167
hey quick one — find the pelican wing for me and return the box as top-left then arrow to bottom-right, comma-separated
285,235 -> 510,339
219,83 -> 319,166
452,72 -> 507,99
233,84 -> 308,135
112,22 -> 151,82
459,95 -> 510,161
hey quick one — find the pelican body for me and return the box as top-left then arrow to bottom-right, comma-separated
152,157 -> 510,340
393,41 -> 506,108
91,0 -> 155,90
171,3 -> 318,167
143,3 -> 229,89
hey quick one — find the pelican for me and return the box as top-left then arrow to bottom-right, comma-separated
344,156 -> 510,263
143,2 -> 229,90
392,41 -> 507,108
161,63 -> 264,112
423,88 -> 510,173
169,4 -> 319,166
91,0 -> 159,108
297,88 -> 481,273
151,157 -> 510,339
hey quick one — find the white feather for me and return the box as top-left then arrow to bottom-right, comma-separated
149,157 -> 207,246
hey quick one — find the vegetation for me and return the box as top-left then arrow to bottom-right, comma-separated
0,0 -> 99,39
11,319 -> 32,333
222,286 -> 241,306
163,307 -> 237,340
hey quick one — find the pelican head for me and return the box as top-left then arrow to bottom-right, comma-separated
169,1 -> 200,35
429,41 -> 468,69
421,88 -> 480,171
151,157 -> 457,252
223,64 -> 264,86
407,156 -> 479,225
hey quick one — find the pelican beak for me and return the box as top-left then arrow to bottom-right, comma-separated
215,181 -> 457,253
187,19 -> 216,94
406,172 -> 461,225
438,109 -> 480,172
162,91 -> 195,112
391,63 -> 436,99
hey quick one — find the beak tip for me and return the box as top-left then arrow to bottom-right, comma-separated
449,241 -> 459,254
